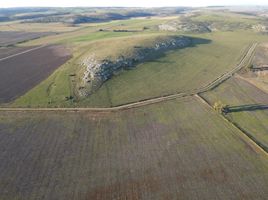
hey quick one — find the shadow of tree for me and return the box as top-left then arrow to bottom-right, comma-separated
227,104 -> 268,113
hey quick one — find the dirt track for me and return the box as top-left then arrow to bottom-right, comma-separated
0,43 -> 257,111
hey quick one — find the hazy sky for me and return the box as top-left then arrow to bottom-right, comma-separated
1,0 -> 268,8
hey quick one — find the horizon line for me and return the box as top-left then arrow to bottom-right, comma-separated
1,5 -> 268,9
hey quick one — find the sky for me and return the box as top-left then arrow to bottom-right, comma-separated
1,0 -> 268,8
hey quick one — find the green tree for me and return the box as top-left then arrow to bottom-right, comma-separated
213,101 -> 229,114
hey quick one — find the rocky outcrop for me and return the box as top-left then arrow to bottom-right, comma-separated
79,36 -> 191,96
158,21 -> 211,33
252,24 -> 268,33
159,18 -> 255,33
159,22 -> 212,33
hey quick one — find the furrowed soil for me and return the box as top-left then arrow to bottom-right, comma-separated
0,97 -> 267,200
252,43 -> 268,68
0,31 -> 54,47
0,46 -> 34,59
243,42 -> 268,93
0,45 -> 71,103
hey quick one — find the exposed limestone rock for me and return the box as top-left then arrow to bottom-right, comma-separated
158,24 -> 178,32
158,21 -> 211,33
79,36 -> 191,96
252,24 -> 268,33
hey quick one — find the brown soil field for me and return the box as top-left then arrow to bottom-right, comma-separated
252,43 -> 268,69
237,72 -> 268,93
0,98 -> 267,200
0,31 -> 54,47
0,46 -> 34,59
0,45 -> 71,103
239,41 -> 268,93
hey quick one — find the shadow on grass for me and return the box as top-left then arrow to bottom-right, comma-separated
89,36 -> 212,96
150,60 -> 175,64
227,104 -> 268,113
142,37 -> 212,64
189,37 -> 212,47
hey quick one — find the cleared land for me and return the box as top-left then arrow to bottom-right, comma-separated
238,73 -> 268,93
0,97 -> 268,200
201,76 -> 268,151
239,41 -> 268,92
0,31 -> 55,46
240,43 -> 268,93
252,42 -> 268,69
0,46 -> 34,59
0,45 -> 71,103
0,22 -> 81,33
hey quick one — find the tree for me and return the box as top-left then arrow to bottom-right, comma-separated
213,101 -> 229,114
143,26 -> 149,30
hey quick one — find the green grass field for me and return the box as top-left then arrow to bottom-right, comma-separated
1,8 -> 268,200
201,76 -> 268,150
0,11 -> 266,108
12,28 -> 268,107
1,97 -> 268,199
79,31 -> 268,107
190,11 -> 260,26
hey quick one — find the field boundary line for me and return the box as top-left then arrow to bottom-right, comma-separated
0,43 -> 257,111
235,74 -> 268,94
195,94 -> 268,156
194,94 -> 211,108
0,45 -> 47,62
0,95 -> 190,112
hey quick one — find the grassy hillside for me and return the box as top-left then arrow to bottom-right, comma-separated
0,11 -> 266,107
1,8 -> 268,200
16,17 -> 172,46
1,97 -> 268,199
79,31 -> 268,107
11,32 -> 179,107
12,28 -> 268,107
191,11 -> 259,27
0,22 -> 80,33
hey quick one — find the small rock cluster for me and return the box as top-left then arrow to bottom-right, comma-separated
252,24 -> 268,33
159,21 -> 211,33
